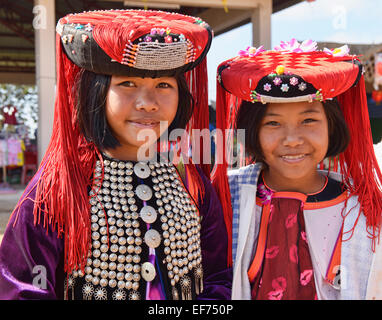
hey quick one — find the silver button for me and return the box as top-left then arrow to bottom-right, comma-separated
140,206 -> 158,224
144,229 -> 161,248
134,162 -> 150,179
136,184 -> 152,201
141,262 -> 156,282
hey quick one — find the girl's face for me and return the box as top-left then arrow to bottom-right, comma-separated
259,101 -> 329,193
104,76 -> 179,160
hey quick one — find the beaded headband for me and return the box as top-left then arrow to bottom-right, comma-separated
56,10 -> 213,77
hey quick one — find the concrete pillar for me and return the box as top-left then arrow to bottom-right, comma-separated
33,0 -> 56,165
251,0 -> 272,49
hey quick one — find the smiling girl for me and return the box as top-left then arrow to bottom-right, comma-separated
0,10 -> 231,300
212,41 -> 382,300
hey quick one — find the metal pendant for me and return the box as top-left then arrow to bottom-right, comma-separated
134,162 -> 150,179
144,229 -> 161,248
136,184 -> 152,201
141,262 -> 156,282
140,206 -> 157,224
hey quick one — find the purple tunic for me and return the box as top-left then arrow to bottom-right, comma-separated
0,166 -> 232,299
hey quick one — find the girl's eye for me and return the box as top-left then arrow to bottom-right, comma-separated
264,121 -> 280,127
119,81 -> 136,87
157,82 -> 173,88
302,118 -> 317,124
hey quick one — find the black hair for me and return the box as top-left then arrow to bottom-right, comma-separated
75,69 -> 194,151
236,98 -> 350,163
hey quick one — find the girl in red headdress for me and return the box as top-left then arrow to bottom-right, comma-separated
212,40 -> 382,300
0,10 -> 231,300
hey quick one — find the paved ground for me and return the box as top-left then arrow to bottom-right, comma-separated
0,185 -> 25,245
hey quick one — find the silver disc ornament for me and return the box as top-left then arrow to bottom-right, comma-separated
144,229 -> 161,248
140,206 -> 158,224
134,162 -> 150,179
136,184 -> 152,201
141,262 -> 156,282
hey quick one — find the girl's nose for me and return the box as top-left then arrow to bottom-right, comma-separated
282,128 -> 304,147
135,90 -> 159,112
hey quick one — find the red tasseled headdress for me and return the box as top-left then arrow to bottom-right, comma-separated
212,41 -> 382,266
11,10 -> 212,273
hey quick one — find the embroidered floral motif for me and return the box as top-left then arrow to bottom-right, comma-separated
281,83 -> 289,92
273,77 -> 282,86
164,35 -> 173,43
263,83 -> 272,92
298,82 -> 307,91
290,77 -> 299,86
179,34 -> 186,42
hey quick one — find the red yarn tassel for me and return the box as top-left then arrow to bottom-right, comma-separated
337,76 -> 382,248
30,34 -> 98,273
212,79 -> 234,267
186,58 -> 211,179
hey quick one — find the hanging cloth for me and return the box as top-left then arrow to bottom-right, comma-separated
248,186 -> 317,300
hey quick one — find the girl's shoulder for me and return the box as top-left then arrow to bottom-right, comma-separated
228,163 -> 263,186
8,168 -> 45,227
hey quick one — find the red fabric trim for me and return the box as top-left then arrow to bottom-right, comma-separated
248,203 -> 272,282
325,226 -> 343,285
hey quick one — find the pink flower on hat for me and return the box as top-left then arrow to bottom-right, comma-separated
238,45 -> 265,57
323,45 -> 350,57
274,39 -> 317,53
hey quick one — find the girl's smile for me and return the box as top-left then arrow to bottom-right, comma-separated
127,118 -> 161,129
